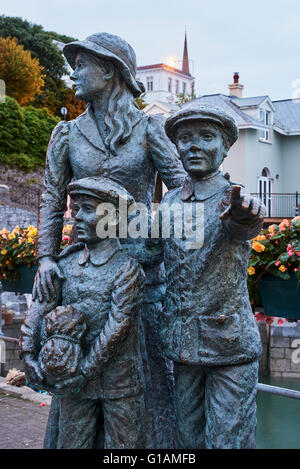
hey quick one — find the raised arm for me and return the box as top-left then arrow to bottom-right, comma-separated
147,114 -> 186,190
220,185 -> 266,241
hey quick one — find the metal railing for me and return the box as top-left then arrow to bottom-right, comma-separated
8,183 -> 42,212
251,192 -> 299,218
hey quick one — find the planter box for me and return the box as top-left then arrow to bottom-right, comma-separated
1,265 -> 38,294
259,274 -> 300,319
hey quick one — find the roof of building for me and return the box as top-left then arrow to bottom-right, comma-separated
272,99 -> 300,135
194,94 -> 266,130
230,96 -> 269,108
136,63 -> 192,78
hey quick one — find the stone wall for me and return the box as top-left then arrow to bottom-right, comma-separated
269,322 -> 300,378
0,164 -> 44,191
1,316 -> 25,376
0,204 -> 38,231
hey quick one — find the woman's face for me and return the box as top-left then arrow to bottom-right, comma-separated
70,52 -> 112,102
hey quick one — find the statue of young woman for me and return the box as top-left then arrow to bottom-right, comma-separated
31,32 -> 186,448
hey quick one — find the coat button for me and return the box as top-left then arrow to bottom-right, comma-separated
182,317 -> 187,323
191,195 -> 196,201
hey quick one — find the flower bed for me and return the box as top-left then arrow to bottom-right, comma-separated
0,224 -> 73,282
247,216 -> 300,308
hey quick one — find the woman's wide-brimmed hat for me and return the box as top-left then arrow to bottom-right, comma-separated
63,32 -> 144,97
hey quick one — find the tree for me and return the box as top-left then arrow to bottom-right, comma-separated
0,95 -> 26,154
175,92 -> 196,106
23,106 -> 59,161
0,16 -> 75,82
135,92 -> 147,110
0,36 -> 45,105
0,15 -> 80,117
0,96 -> 59,170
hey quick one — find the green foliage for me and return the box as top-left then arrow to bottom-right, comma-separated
247,218 -> 300,307
135,93 -> 147,110
23,106 -> 59,159
0,96 -> 59,171
175,92 -> 196,106
0,15 -> 75,81
0,96 -> 26,153
0,15 -> 83,118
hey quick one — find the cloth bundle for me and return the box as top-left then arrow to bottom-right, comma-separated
39,305 -> 86,385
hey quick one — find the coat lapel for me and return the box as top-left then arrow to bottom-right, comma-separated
75,105 -> 107,152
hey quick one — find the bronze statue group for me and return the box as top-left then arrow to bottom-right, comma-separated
19,33 -> 265,449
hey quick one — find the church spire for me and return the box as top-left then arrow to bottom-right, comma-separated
182,29 -> 190,75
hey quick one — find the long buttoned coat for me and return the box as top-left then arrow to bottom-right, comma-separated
152,172 -> 263,367
20,238 -> 145,400
35,104 -> 186,448
38,104 -> 186,258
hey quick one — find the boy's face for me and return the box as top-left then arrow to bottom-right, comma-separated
175,121 -> 227,179
72,195 -> 104,245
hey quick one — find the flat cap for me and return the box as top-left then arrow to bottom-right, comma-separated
165,102 -> 239,147
68,177 -> 135,207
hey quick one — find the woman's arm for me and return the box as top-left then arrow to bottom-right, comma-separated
33,121 -> 72,302
147,114 -> 186,190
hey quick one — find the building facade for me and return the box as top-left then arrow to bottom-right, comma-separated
146,74 -> 300,219
136,33 -> 194,106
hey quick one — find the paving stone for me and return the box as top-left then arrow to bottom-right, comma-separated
0,393 -> 49,449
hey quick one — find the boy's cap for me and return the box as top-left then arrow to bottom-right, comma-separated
68,177 -> 135,207
165,102 -> 239,147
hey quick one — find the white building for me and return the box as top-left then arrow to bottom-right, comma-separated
136,33 -> 194,106
149,73 -> 300,220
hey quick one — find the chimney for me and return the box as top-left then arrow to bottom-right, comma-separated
228,72 -> 244,98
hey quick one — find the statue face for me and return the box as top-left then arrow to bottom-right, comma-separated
72,195 -> 103,245
70,52 -> 112,102
175,121 -> 226,178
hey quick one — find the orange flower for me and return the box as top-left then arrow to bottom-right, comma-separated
279,265 -> 287,272
252,242 -> 265,253
248,267 -> 256,275
255,235 -> 266,241
268,225 -> 276,233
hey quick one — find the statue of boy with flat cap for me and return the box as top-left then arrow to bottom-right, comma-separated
147,102 -> 266,449
20,177 -> 146,449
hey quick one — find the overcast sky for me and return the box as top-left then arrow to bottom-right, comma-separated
1,0 -> 300,100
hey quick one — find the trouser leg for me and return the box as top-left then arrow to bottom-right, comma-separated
204,360 -> 259,449
56,396 -> 101,449
102,393 -> 146,449
173,362 -> 206,449
44,394 -> 60,449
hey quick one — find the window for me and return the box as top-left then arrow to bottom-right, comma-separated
182,82 -> 186,96
259,109 -> 272,142
147,76 -> 153,92
175,80 -> 179,94
168,77 -> 172,93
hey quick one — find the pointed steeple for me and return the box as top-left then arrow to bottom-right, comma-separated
182,29 -> 190,75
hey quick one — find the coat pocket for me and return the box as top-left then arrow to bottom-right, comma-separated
198,312 -> 241,359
